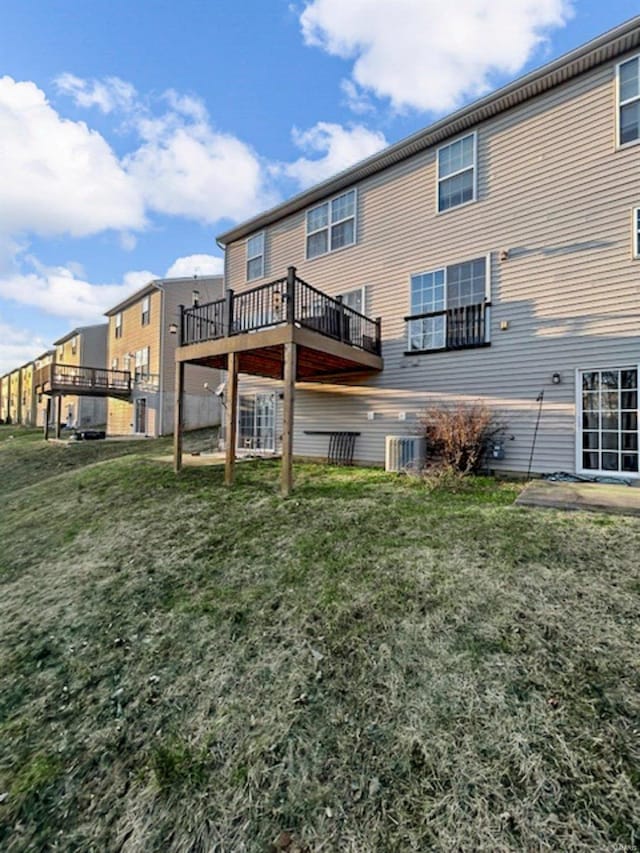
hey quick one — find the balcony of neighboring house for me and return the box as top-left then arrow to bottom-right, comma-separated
173,266 -> 383,494
34,363 -> 132,399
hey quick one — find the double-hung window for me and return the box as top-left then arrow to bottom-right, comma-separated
306,189 -> 356,259
134,347 -> 150,381
618,56 -> 640,146
141,295 -> 150,326
246,232 -> 265,281
114,312 -> 123,339
437,133 -> 476,212
634,208 -> 640,257
407,257 -> 490,352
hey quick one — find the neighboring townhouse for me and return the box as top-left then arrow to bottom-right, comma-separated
105,275 -> 224,436
8,368 -> 22,425
33,350 -> 56,427
0,373 -> 9,422
176,17 -> 640,486
51,325 -> 109,428
19,361 -> 36,427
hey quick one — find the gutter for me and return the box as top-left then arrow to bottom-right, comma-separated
217,14 -> 640,246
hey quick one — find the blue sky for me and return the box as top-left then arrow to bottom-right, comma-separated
1,0 -> 638,372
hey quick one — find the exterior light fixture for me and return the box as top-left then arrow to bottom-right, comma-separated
552,372 -> 561,385
168,322 -> 178,335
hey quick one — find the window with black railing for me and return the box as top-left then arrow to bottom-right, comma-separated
179,269 -> 381,356
406,257 -> 491,353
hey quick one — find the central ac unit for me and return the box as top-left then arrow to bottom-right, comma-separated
385,435 -> 426,473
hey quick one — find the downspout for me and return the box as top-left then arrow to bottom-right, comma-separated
154,281 -> 166,437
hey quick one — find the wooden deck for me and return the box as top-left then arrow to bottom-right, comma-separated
173,267 -> 384,494
34,363 -> 132,399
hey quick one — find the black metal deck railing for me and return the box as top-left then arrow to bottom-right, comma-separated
179,267 -> 382,355
405,302 -> 491,352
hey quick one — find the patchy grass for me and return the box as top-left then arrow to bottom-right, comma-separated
0,445 -> 639,851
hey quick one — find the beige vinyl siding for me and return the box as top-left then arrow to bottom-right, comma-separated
0,375 -> 9,421
224,55 -> 640,475
20,363 -> 36,426
107,278 -> 224,436
8,369 -> 22,424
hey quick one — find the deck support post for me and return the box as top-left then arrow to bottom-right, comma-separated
280,341 -> 296,497
44,398 -> 51,441
174,361 -> 185,473
55,396 -> 62,439
225,351 -> 239,486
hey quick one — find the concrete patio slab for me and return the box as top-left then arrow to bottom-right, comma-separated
516,479 -> 640,517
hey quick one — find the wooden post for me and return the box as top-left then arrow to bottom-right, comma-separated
286,266 -> 296,324
44,398 -> 51,441
55,396 -> 62,439
280,342 -> 296,497
225,352 -> 239,486
174,361 -> 185,473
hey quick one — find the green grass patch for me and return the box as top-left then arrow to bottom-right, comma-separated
0,446 -> 639,851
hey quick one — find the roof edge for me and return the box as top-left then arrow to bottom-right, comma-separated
217,15 -> 640,245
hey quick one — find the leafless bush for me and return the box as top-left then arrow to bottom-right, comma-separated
420,402 -> 506,475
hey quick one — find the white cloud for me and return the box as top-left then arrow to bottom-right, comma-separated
0,76 -> 146,238
0,323 -> 47,375
54,73 -> 137,113
125,103 -> 278,224
165,255 -> 224,278
0,257 -> 157,324
300,0 -> 574,113
281,121 -> 387,188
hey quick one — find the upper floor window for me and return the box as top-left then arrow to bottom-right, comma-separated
306,189 -> 356,259
618,56 -> 640,146
111,357 -> 118,370
437,133 -> 476,212
634,208 -> 640,257
246,232 -> 265,281
407,256 -> 490,352
114,312 -> 122,338
70,336 -> 78,355
141,295 -> 150,326
134,347 -> 150,381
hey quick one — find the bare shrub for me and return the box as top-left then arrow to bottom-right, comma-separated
420,402 -> 506,475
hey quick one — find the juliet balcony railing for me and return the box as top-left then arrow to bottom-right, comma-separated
405,302 -> 491,353
34,363 -> 132,398
180,267 -> 382,356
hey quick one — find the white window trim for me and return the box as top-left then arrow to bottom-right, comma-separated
338,285 -> 367,315
406,252 -> 491,352
436,131 -> 478,214
141,295 -> 150,325
305,188 -> 358,261
615,54 -> 640,150
246,231 -> 265,282
114,312 -> 123,338
633,207 -> 640,258
574,364 -> 640,480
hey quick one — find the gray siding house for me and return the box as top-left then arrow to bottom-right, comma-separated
208,18 -> 640,481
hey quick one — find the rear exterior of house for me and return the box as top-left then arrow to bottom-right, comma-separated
0,374 -> 9,422
8,368 -> 22,425
53,325 -> 109,428
106,276 -> 224,437
216,19 -> 640,480
19,362 -> 36,426
33,351 -> 55,427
